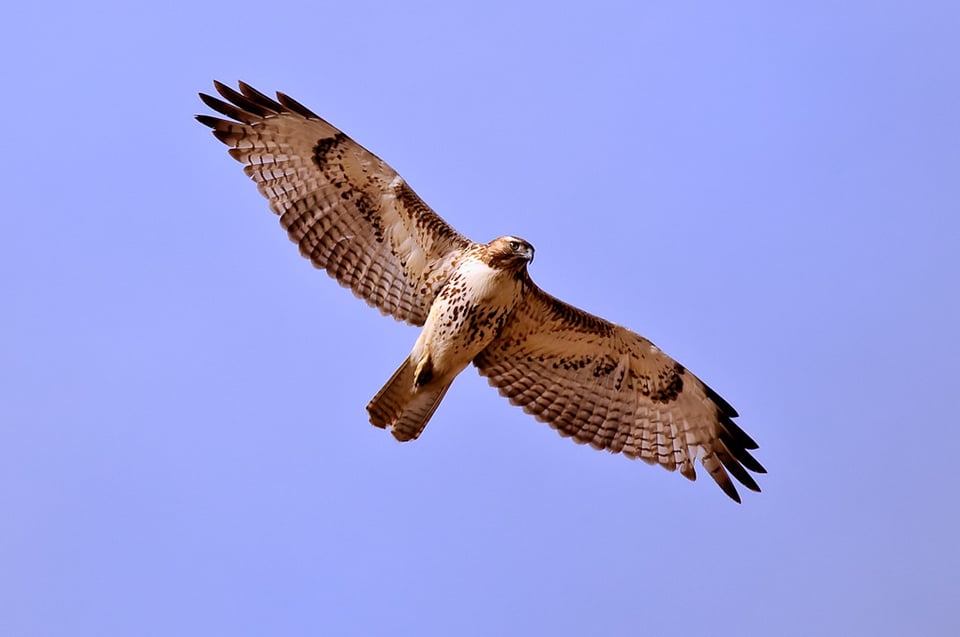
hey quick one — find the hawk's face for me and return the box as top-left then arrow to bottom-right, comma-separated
486,235 -> 535,271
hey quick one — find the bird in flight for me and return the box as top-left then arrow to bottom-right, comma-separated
197,81 -> 765,502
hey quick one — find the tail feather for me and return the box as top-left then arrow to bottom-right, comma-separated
367,358 -> 452,442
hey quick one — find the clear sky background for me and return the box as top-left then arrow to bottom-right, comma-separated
2,1 -> 958,635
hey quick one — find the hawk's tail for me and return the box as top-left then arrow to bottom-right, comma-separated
367,358 -> 452,442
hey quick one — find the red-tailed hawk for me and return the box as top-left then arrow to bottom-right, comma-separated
197,81 -> 765,502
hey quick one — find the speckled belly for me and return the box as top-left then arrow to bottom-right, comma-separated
414,266 -> 522,378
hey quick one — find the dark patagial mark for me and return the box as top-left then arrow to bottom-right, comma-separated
545,296 -> 615,336
398,182 -> 464,244
312,134 -> 386,244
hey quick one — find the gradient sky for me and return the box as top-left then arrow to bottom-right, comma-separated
2,1 -> 958,635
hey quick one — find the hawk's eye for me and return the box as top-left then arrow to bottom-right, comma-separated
509,241 -> 521,250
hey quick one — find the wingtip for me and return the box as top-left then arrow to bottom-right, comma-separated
703,383 -> 739,418
212,79 -> 230,95
195,113 -> 221,129
237,81 -> 284,112
723,483 -> 743,504
277,91 -> 321,119
198,91 -> 219,108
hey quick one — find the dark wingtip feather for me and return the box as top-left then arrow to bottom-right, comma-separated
705,456 -> 742,503
716,447 -> 761,493
721,416 -> 759,450
199,91 -> 224,110
720,479 -> 742,504
199,92 -> 257,124
195,114 -> 223,129
718,429 -> 766,473
277,91 -> 321,119
704,383 -> 739,418
737,449 -> 766,474
237,81 -> 284,112
210,80 -> 274,118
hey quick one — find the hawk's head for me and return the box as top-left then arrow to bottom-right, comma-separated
485,235 -> 535,271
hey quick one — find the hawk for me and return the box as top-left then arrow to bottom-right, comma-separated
197,81 -> 765,502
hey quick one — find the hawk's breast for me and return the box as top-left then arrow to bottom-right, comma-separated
421,254 -> 525,374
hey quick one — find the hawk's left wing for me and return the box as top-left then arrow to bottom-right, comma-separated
197,81 -> 472,326
474,279 -> 765,502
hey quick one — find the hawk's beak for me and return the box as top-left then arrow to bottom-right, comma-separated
525,246 -> 535,263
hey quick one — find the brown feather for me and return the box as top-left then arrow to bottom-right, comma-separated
197,81 -> 471,326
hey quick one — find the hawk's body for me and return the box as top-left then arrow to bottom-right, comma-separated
368,238 -> 531,442
198,81 -> 766,502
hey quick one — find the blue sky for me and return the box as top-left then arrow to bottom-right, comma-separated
2,1 -> 958,635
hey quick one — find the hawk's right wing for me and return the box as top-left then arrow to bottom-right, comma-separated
197,81 -> 472,326
474,279 -> 765,502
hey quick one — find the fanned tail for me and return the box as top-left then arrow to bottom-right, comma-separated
367,358 -> 452,441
